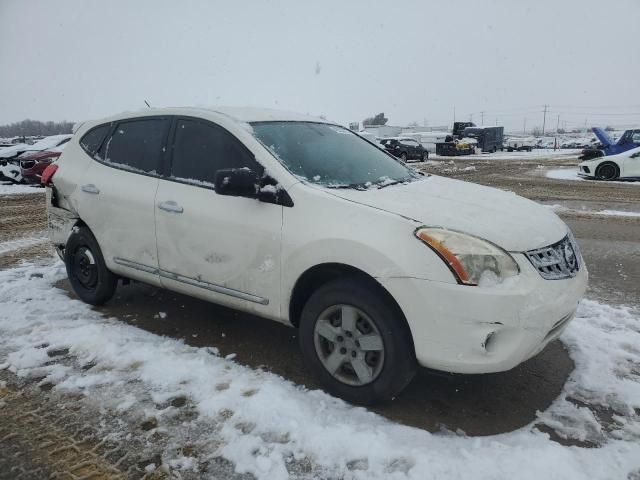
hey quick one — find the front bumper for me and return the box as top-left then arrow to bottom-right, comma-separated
379,253 -> 588,374
577,165 -> 594,178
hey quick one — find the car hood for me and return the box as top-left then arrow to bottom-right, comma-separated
19,150 -> 61,161
325,175 -> 568,252
0,144 -> 28,159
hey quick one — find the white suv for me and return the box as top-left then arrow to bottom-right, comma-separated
45,107 -> 588,404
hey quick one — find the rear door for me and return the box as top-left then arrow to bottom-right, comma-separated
155,117 -> 282,318
76,116 -> 170,286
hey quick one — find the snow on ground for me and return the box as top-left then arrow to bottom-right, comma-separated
598,210 -> 640,218
432,149 -> 581,161
0,235 -> 48,255
0,182 -> 44,195
546,169 -> 640,185
546,204 -> 640,218
1,262 -> 639,479
546,169 -> 585,181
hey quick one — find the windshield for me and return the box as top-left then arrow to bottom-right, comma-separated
251,121 -> 417,188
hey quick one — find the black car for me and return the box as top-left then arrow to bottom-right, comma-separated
379,138 -> 428,162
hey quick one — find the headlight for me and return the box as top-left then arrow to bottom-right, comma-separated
414,227 -> 520,286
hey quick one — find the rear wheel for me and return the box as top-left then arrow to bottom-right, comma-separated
299,277 -> 416,405
421,151 -> 427,162
400,152 -> 407,162
64,226 -> 117,305
595,162 -> 619,180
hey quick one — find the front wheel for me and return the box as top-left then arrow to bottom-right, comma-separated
595,162 -> 619,181
299,278 -> 416,405
421,151 -> 428,162
64,226 -> 117,305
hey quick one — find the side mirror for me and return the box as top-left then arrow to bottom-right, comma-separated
214,168 -> 294,207
214,168 -> 259,198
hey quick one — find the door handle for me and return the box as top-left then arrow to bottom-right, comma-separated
81,184 -> 100,194
158,200 -> 184,214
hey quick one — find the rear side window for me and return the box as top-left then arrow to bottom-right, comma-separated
99,118 -> 169,174
80,124 -> 110,155
170,119 -> 259,185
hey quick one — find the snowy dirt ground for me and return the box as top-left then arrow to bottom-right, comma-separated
1,157 -> 640,479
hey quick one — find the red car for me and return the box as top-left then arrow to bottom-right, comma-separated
20,149 -> 64,184
17,135 -> 72,184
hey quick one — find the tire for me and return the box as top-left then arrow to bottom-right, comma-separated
400,152 -> 407,162
298,277 -> 417,405
595,162 -> 619,181
421,151 -> 427,162
64,226 -> 117,305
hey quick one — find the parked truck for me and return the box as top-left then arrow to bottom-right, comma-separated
462,126 -> 504,152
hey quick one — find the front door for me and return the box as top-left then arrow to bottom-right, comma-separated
623,150 -> 640,177
155,117 -> 282,319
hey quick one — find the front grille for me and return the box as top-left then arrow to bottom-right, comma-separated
525,234 -> 581,280
581,166 -> 590,174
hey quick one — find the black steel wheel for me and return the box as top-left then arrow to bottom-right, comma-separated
64,226 -> 117,305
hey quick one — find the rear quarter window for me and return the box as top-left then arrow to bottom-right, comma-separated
79,124 -> 110,156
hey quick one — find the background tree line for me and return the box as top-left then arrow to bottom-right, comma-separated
0,119 -> 74,138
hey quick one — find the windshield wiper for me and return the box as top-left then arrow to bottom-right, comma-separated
327,183 -> 368,190
376,178 -> 412,189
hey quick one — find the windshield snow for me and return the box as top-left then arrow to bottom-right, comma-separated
251,121 -> 417,188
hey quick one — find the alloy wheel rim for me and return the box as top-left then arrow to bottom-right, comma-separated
313,304 -> 385,386
599,165 -> 615,179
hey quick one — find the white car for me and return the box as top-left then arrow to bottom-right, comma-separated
578,146 -> 640,180
45,107 -> 588,404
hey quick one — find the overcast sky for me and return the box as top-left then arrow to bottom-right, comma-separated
1,0 -> 639,131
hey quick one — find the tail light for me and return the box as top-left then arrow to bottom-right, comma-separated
41,164 -> 59,186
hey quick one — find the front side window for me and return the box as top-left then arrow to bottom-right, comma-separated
252,122 -> 417,188
80,124 -> 110,156
99,118 -> 169,174
170,119 -> 259,185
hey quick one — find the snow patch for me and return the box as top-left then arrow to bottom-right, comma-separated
0,235 -> 48,255
0,183 -> 44,195
0,263 -> 639,479
546,169 -> 585,181
597,210 -> 640,218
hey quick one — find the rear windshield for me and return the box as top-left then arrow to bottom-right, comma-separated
251,122 -> 417,189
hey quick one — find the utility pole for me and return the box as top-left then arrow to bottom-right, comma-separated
542,104 -> 548,136
453,105 -> 456,123
523,118 -> 527,135
556,114 -> 560,133
480,111 -> 485,125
